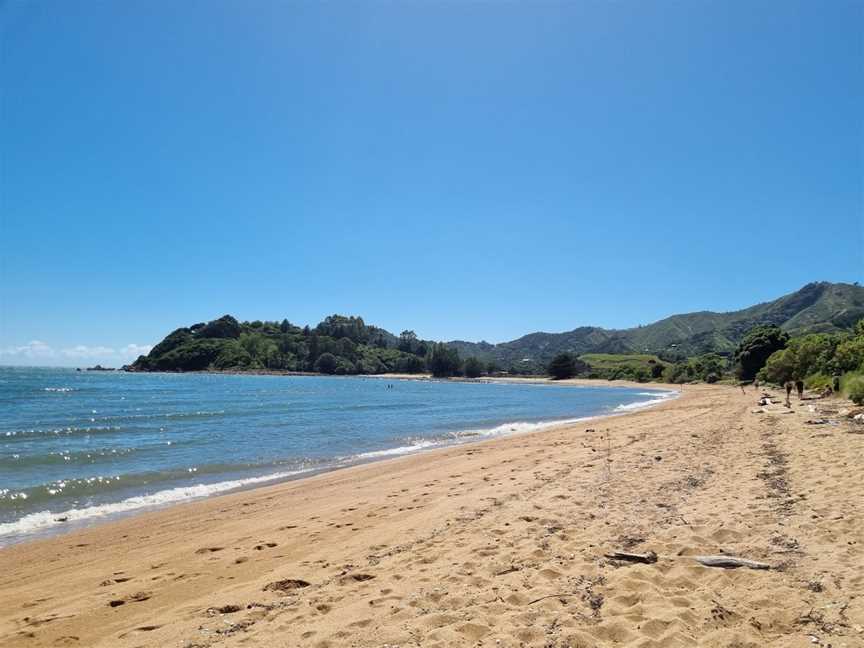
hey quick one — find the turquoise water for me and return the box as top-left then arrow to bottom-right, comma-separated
0,367 -> 674,544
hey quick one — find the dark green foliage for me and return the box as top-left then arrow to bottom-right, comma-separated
314,352 -> 338,374
428,343 -> 461,378
135,313 -> 429,376
548,353 -> 577,380
578,354 -> 658,382
154,338 -> 228,371
464,357 -> 484,378
213,340 -> 254,369
148,328 -> 193,358
758,319 -> 864,390
198,315 -> 241,339
393,354 -> 426,374
734,325 -> 789,380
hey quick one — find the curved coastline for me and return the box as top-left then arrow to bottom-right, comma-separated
0,379 -> 678,547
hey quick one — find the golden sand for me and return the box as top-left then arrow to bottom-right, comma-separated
1,382 -> 862,647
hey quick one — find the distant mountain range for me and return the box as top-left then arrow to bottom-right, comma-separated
133,281 -> 863,375
447,282 -> 864,368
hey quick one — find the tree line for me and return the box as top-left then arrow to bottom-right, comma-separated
131,314 -> 497,378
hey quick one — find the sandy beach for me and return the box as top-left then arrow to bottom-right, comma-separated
1,382 -> 862,647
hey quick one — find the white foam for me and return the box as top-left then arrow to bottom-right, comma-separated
2,388 -> 679,544
0,468 -> 311,544
355,440 -> 438,459
614,390 -> 679,412
44,387 -> 74,392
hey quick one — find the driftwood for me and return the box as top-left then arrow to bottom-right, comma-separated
604,550 -> 658,564
695,555 -> 771,570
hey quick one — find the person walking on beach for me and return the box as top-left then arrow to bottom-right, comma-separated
785,381 -> 793,407
795,379 -> 805,400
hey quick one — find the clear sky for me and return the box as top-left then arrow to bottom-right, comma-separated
1,0 -> 862,366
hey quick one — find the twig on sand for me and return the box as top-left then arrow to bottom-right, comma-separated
528,592 -> 580,605
604,550 -> 658,564
695,555 -> 771,570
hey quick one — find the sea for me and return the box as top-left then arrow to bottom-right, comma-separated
0,367 -> 676,545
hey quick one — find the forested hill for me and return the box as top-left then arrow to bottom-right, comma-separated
450,282 -> 864,369
131,281 -> 864,375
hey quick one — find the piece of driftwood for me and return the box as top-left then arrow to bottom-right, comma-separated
604,550 -> 658,564
695,555 -> 771,570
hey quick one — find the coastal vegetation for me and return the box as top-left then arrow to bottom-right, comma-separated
131,282 -> 864,394
755,318 -> 864,404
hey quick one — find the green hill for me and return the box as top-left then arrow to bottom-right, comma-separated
449,282 -> 864,371
131,281 -> 864,375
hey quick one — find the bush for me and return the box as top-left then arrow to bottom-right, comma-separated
198,315 -> 242,339
393,354 -> 426,374
846,375 -> 864,405
735,325 -> 789,380
464,357 -> 484,378
314,352 -> 339,374
428,343 -> 461,377
760,348 -> 796,385
548,353 -> 577,380
835,337 -> 864,372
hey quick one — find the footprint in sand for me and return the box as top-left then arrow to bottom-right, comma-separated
253,542 -> 278,550
195,547 -> 224,554
263,579 -> 310,593
206,604 -> 242,615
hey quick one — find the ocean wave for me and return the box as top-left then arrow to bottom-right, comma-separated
2,425 -> 124,439
354,440 -> 438,459
0,468 -> 312,543
614,390 -> 679,412
43,387 -> 75,392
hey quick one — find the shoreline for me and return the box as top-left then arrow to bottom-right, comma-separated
0,381 -> 679,547
119,365 -> 683,392
2,384 -> 862,647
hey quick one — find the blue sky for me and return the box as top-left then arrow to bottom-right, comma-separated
1,0 -> 862,366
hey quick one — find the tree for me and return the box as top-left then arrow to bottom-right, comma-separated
734,325 -> 789,380
835,336 -> 864,372
280,319 -> 291,333
197,315 -> 242,339
314,352 -> 338,374
428,343 -> 461,377
548,353 -> 577,380
760,348 -> 796,384
464,357 -> 484,378
398,330 -> 418,353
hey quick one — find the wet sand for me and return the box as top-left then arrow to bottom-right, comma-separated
1,383 -> 862,647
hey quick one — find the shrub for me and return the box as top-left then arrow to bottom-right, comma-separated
734,325 -> 789,380
846,375 -> 864,405
464,357 -> 484,378
548,353 -> 577,380
760,348 -> 796,385
835,337 -> 864,372
428,343 -> 461,377
198,315 -> 242,339
314,352 -> 339,374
